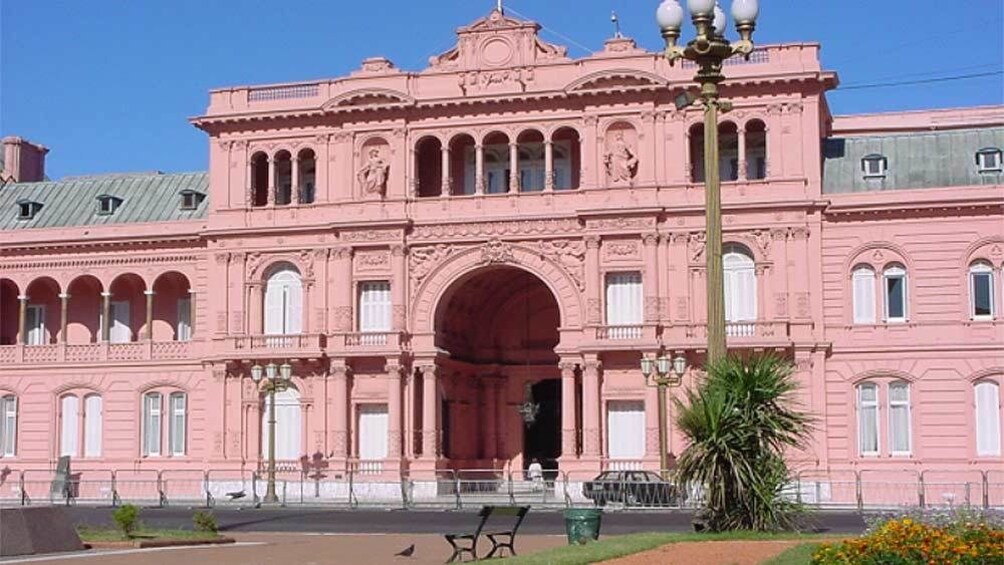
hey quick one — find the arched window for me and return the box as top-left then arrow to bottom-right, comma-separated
745,120 -> 767,180
888,381 -> 912,456
262,386 -> 302,461
142,392 -> 162,456
250,152 -> 269,207
723,245 -> 757,331
60,393 -> 103,458
857,382 -> 879,456
142,390 -> 186,457
516,130 -> 545,192
169,392 -> 187,456
552,127 -> 581,190
975,380 -> 1001,457
297,149 -> 316,204
273,151 -> 293,206
718,122 -> 739,182
0,394 -> 15,457
416,137 -> 444,198
970,261 -> 995,320
264,266 -> 303,336
852,265 -> 877,324
60,395 -> 79,457
883,264 -> 908,323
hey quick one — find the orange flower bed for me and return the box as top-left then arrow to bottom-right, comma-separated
812,517 -> 1004,564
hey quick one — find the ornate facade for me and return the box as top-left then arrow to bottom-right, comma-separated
1,10 -> 1002,496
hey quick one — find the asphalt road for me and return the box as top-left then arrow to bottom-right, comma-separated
64,506 -> 867,535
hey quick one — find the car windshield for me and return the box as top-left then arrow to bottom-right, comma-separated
595,472 -> 620,481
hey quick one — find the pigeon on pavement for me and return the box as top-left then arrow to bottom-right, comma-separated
395,544 -> 416,558
226,490 -> 246,500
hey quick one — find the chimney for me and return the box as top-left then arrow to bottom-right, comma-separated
2,136 -> 49,184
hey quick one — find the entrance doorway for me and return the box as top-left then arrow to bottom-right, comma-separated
523,379 -> 560,478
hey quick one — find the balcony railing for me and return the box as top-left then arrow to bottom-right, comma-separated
665,321 -> 791,346
593,324 -> 659,342
334,331 -> 408,353
0,341 -> 195,364
215,333 -> 327,360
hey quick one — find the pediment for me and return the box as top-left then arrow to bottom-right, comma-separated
565,69 -> 668,94
427,9 -> 569,73
322,89 -> 415,112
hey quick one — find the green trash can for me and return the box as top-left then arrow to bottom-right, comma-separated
564,508 -> 603,545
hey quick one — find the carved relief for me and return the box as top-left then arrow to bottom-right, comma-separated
334,306 -> 353,332
536,240 -> 586,291
796,293 -> 810,318
411,218 -> 579,239
355,251 -> 390,271
587,298 -> 602,323
603,131 -> 639,184
689,232 -> 706,263
341,229 -> 400,242
644,297 -> 660,322
675,297 -> 689,320
603,241 -> 640,261
587,216 -> 655,230
357,143 -> 389,198
479,239 -> 515,265
410,244 -> 455,287
752,230 -> 772,258
775,293 -> 788,317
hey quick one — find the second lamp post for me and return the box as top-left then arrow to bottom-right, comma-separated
251,361 -> 293,504
641,353 -> 687,477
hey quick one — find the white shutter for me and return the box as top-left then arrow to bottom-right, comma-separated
976,381 -> 1001,456
110,301 -> 131,343
1,396 -> 16,456
741,266 -> 757,320
264,278 -> 286,335
359,282 -> 391,332
84,395 -> 102,458
888,382 -> 911,454
285,280 -> 303,335
144,393 -> 161,456
853,267 -> 876,324
26,305 -> 46,345
262,388 -> 301,460
358,404 -> 389,460
607,401 -> 645,460
723,248 -> 756,322
60,395 -> 79,457
176,298 -> 192,341
605,273 -> 642,338
169,393 -> 186,456
858,384 -> 879,455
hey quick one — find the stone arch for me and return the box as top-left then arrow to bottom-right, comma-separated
842,241 -> 913,275
249,255 -> 311,283
967,366 -> 1004,383
411,242 -> 584,335
849,368 -> 918,385
963,236 -> 1004,267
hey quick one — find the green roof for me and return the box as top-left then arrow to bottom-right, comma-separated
822,127 -> 1004,193
0,171 -> 208,230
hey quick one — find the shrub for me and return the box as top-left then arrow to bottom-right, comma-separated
111,504 -> 141,538
192,510 -> 218,533
813,513 -> 1004,565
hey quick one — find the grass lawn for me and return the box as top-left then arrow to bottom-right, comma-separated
761,543 -> 824,565
502,531 -> 836,565
77,526 -> 222,543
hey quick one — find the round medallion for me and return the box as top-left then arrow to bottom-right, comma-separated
481,38 -> 513,67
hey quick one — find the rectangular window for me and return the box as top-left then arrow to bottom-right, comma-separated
169,393 -> 186,456
857,384 -> 879,456
110,300 -> 131,343
889,383 -> 912,455
358,281 -> 392,333
84,395 -> 102,458
975,381 -> 1001,457
177,297 -> 192,341
60,395 -> 79,457
971,271 -> 994,319
852,268 -> 876,324
0,396 -> 16,457
606,400 -> 645,460
26,304 -> 45,345
143,393 -> 162,456
884,271 -> 907,322
605,272 -> 643,339
357,404 -> 389,461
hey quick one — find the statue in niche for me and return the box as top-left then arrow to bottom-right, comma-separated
604,132 -> 638,183
357,147 -> 389,196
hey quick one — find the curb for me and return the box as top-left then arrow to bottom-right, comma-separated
85,537 -> 236,549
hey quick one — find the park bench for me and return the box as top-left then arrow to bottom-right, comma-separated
443,505 -> 530,562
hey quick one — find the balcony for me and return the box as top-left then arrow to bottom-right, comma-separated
331,332 -> 409,356
586,324 -> 660,350
212,333 -> 327,362
0,341 -> 197,366
664,321 -> 794,349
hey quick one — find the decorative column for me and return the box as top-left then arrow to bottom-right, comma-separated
581,355 -> 602,460
559,362 -> 578,459
248,284 -> 263,335
404,368 -> 414,459
187,290 -> 197,338
440,146 -> 451,197
584,236 -> 602,325
642,234 -> 660,325
100,291 -> 112,342
644,371 -> 661,463
386,362 -> 403,462
474,144 -> 485,195
544,140 -> 554,192
266,158 -> 276,206
330,363 -> 349,461
291,155 -> 300,205
143,290 -> 154,340
420,364 -> 438,458
58,293 -> 70,344
331,247 -> 353,332
17,294 -> 28,345
737,127 -> 748,181
508,142 -> 519,192
390,245 -> 407,331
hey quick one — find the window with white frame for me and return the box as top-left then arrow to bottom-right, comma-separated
84,394 -> 102,458
604,272 -> 643,339
857,383 -> 879,456
975,380 -> 1001,457
262,387 -> 302,461
169,393 -> 187,456
264,267 -> 303,336
357,404 -> 389,462
724,245 -> 757,335
861,154 -> 887,178
888,381 -> 912,456
142,392 -> 162,456
26,304 -> 46,345
976,148 -> 1002,172
60,395 -> 79,457
852,265 -> 877,324
970,262 -> 995,320
0,395 -> 16,457
607,401 -> 645,460
358,281 -> 391,333
883,265 -> 908,323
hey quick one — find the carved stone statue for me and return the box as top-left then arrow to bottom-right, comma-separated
604,132 -> 639,183
357,148 -> 389,196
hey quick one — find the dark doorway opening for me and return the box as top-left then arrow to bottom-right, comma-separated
523,379 -> 561,479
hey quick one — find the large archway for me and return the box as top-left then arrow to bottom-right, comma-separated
432,266 -> 562,471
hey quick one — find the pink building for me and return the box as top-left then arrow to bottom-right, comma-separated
1,10 -> 1002,503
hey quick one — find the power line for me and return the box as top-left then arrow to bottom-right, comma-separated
505,5 -> 595,56
838,71 -> 1004,91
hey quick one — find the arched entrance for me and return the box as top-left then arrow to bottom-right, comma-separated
432,266 -> 562,471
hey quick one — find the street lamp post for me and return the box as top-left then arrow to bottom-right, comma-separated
656,0 -> 759,364
641,353 -> 687,478
251,361 -> 293,504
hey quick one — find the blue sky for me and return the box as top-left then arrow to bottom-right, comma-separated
2,0 -> 1002,179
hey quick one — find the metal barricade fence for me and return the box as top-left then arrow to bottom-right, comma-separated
857,469 -> 922,509
792,469 -> 859,510
918,469 -> 985,509
986,470 -> 1004,509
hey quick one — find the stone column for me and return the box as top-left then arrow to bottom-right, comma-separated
187,290 -> 197,338
291,155 -> 300,205
421,364 -> 438,458
737,127 -> 748,181
100,291 -> 112,342
584,236 -> 602,325
404,368 -> 414,459
330,363 -> 349,461
559,362 -> 578,459
508,142 -> 519,193
440,146 -> 451,197
17,294 -> 28,345
386,362 -> 403,460
144,290 -> 154,340
642,234 -> 660,324
331,247 -> 353,332
58,293 -> 70,344
581,356 -> 602,459
544,140 -> 554,192
390,245 -> 407,331
267,158 -> 276,206
248,284 -> 263,334
474,144 -> 485,195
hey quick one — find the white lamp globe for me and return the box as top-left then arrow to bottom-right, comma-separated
712,3 -> 727,34
656,0 -> 684,31
687,0 -> 715,17
731,0 -> 759,24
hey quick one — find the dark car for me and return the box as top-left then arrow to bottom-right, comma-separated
582,470 -> 680,507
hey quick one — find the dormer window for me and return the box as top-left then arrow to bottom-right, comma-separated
16,199 -> 42,220
179,189 -> 205,211
976,148 -> 1002,172
861,154 -> 887,179
96,195 -> 123,215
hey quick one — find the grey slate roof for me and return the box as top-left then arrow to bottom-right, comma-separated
822,127 -> 1004,193
0,171 -> 208,230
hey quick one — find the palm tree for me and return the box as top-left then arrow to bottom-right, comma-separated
674,354 -> 812,532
